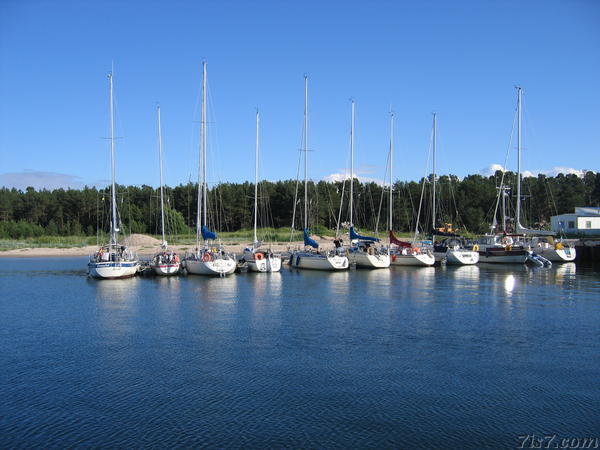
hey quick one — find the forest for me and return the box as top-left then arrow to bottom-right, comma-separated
1,170 -> 598,240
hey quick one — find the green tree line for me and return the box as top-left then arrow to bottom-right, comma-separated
1,171 -> 598,239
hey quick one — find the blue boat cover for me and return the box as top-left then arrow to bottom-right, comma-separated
350,226 -> 379,242
303,228 -> 319,249
201,225 -> 217,240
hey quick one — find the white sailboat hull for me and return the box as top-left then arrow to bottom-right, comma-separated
88,261 -> 139,279
185,258 -> 236,276
246,256 -> 282,273
535,247 -> 576,262
289,252 -> 349,270
434,249 -> 479,265
151,263 -> 181,276
391,252 -> 435,266
477,252 -> 528,264
349,251 -> 391,268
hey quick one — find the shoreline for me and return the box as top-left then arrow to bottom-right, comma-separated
0,241 -> 313,258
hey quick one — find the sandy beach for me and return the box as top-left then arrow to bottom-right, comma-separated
0,234 -> 338,258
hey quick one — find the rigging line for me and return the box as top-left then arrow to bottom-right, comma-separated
375,148 -> 391,236
491,103 -> 518,230
413,127 -> 434,242
289,146 -> 303,243
335,136 -> 353,237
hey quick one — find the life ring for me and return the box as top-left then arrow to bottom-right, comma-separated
202,253 -> 212,262
555,242 -> 564,250
255,252 -> 264,260
412,247 -> 420,255
367,247 -> 374,255
472,244 -> 479,252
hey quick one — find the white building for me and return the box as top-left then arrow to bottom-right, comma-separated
551,207 -> 600,236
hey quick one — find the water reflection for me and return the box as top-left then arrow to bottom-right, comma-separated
364,268 -> 393,298
287,267 -> 351,300
504,274 -> 516,296
449,264 -> 480,283
90,277 -> 142,337
555,263 -> 576,284
151,276 -> 182,321
92,277 -> 141,304
187,274 -> 239,305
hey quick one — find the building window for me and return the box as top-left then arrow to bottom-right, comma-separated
586,221 -> 592,229
568,221 -> 575,229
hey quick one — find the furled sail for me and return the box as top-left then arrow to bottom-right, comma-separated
389,230 -> 411,248
303,228 -> 319,249
515,222 -> 555,237
350,226 -> 379,242
201,225 -> 217,240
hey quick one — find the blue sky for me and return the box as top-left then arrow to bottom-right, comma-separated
1,0 -> 599,190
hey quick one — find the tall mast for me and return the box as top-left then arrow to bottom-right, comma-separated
202,61 -> 208,230
388,111 -> 394,233
157,105 -> 166,247
303,75 -> 308,230
253,109 -> 259,245
502,186 -> 507,232
108,73 -> 117,247
515,86 -> 522,230
195,65 -> 203,248
432,112 -> 437,232
350,99 -> 355,228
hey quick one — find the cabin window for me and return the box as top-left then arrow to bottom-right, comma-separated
568,221 -> 575,229
586,221 -> 592,229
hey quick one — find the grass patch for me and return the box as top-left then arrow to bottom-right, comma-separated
0,235 -> 99,251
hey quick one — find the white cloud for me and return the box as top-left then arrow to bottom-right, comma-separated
0,170 -> 101,190
479,164 -> 588,179
322,164 -> 385,185
479,164 -> 506,176
541,167 -> 587,178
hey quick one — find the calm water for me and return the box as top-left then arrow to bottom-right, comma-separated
1,258 -> 599,448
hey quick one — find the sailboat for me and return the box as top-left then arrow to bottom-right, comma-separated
150,105 -> 181,275
289,75 -> 349,271
346,100 -> 390,268
477,87 -> 558,265
88,72 -> 140,279
428,113 -> 479,265
243,110 -> 282,272
183,62 -> 237,276
511,88 -> 575,263
388,112 -> 435,267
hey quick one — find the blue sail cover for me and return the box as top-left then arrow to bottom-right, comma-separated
303,228 -> 319,249
350,226 -> 379,242
201,225 -> 217,240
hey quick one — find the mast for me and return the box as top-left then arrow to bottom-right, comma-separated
502,186 -> 507,232
389,111 -> 394,233
303,75 -> 308,230
195,65 -> 203,248
157,105 -> 166,247
350,99 -> 355,228
108,73 -> 117,247
432,112 -> 437,232
202,61 -> 208,230
513,87 -> 553,236
254,109 -> 259,245
515,86 -> 522,230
